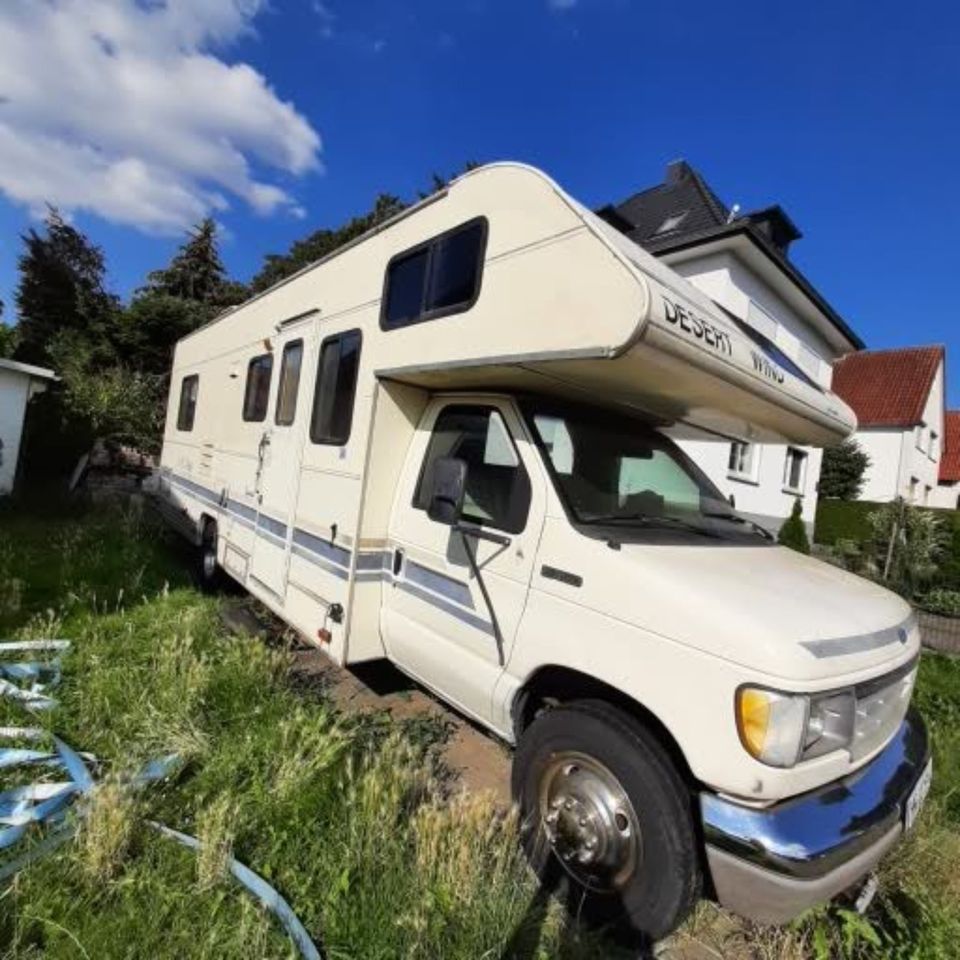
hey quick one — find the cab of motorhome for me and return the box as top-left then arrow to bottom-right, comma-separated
154,163 -> 930,941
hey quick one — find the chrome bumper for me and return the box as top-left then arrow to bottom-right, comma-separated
700,710 -> 930,921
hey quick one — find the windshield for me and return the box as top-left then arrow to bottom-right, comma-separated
525,400 -> 769,542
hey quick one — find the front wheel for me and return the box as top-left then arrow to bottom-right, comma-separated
512,699 -> 701,943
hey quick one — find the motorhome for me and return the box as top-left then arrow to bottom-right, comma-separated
155,163 -> 930,940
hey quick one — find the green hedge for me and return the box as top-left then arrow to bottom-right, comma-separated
814,499 -> 882,545
815,499 -> 960,591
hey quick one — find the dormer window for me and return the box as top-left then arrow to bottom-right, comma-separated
654,211 -> 689,236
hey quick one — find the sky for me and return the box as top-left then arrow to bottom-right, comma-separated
0,0 -> 958,401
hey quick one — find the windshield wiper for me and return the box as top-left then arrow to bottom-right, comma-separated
702,511 -> 774,541
580,513 -> 722,539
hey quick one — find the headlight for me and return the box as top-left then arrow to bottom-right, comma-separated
736,686 -> 856,768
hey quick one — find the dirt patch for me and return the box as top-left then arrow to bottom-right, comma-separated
221,599 -> 512,805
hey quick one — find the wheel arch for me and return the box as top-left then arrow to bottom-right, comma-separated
511,664 -> 697,789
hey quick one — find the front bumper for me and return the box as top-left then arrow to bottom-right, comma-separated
701,709 -> 930,924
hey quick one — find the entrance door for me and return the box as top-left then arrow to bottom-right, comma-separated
248,327 -> 312,596
381,399 -> 545,724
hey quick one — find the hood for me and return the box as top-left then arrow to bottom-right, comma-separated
560,527 -> 917,684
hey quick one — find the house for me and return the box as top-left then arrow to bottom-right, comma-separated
0,357 -> 56,495
933,411 -> 960,509
831,346 -> 945,505
599,160 -> 864,533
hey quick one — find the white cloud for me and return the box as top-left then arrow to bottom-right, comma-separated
0,0 -> 322,233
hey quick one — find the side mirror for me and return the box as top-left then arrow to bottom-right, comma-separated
427,457 -> 467,527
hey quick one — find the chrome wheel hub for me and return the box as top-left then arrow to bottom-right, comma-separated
202,548 -> 216,578
538,752 -> 640,892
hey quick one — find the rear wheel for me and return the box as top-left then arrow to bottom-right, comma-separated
512,699 -> 701,944
197,520 -> 222,592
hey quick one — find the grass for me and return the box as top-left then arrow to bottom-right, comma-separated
0,497 -> 959,958
0,500 -> 615,959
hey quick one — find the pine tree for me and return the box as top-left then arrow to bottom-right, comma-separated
819,439 -> 871,500
14,208 -> 120,367
141,217 -> 245,306
778,498 -> 811,554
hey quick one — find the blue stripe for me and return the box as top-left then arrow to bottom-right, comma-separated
291,543 -> 350,580
257,513 -> 288,540
405,560 -> 474,610
355,550 -> 390,571
291,528 -> 352,569
397,580 -> 494,635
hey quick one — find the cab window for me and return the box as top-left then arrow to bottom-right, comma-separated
414,405 -> 530,534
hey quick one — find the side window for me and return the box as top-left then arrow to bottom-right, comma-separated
275,339 -> 304,426
177,374 -> 199,431
414,405 -> 531,534
310,330 -> 362,445
382,218 -> 486,330
242,353 -> 273,422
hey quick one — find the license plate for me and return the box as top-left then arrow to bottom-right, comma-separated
905,759 -> 933,832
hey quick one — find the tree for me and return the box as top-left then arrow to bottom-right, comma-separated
141,218 -> 247,310
115,294 -> 209,375
0,299 -> 18,359
819,440 -> 871,500
14,208 -> 120,367
251,193 -> 406,293
778,498 -> 811,554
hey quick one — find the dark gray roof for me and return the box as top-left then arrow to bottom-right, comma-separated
597,161 -> 864,350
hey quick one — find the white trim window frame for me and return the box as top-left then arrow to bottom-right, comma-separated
915,423 -> 926,452
728,441 -> 760,485
782,446 -> 808,495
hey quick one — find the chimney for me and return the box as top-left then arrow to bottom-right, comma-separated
743,205 -> 802,257
665,160 -> 693,185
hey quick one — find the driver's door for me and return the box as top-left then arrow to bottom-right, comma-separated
380,400 -> 546,724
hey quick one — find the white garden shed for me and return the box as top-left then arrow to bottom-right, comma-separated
0,357 -> 56,495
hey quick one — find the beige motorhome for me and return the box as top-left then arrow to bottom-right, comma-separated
155,163 -> 930,941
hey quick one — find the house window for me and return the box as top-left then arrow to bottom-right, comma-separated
915,424 -> 926,451
310,330 -> 362,445
414,405 -> 531,534
381,218 -> 487,330
728,441 -> 758,482
275,339 -> 303,426
242,354 -> 273,422
176,375 -> 199,432
783,447 -> 808,494
909,476 -> 918,502
929,430 -> 939,461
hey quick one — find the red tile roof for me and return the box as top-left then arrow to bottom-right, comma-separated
832,346 -> 944,428
940,411 -> 960,483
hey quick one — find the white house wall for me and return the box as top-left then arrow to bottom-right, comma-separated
675,434 -> 821,534
854,361 -> 944,505
667,251 -> 843,531
0,369 -> 30,494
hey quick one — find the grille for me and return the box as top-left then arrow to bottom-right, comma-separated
851,658 -> 918,761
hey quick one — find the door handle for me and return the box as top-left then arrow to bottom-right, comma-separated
392,548 -> 404,577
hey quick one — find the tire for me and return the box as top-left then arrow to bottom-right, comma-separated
197,520 -> 222,593
511,699 -> 701,944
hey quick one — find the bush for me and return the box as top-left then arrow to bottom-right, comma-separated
778,498 -> 810,554
814,499 -> 880,545
819,439 -> 871,500
920,589 -> 960,618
